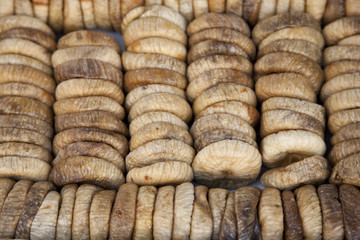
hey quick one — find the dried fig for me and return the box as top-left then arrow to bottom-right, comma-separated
153,186 -> 175,240
339,184 -> 360,239
281,190 -> 303,240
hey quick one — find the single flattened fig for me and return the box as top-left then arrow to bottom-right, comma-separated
330,154 -> 360,187
209,188 -> 229,240
324,60 -> 360,81
208,0 -> 225,12
49,0 -> 63,32
338,34 -> 360,46
129,122 -> 193,151
0,28 -> 56,52
320,73 -> 360,102
0,142 -> 51,163
124,68 -> 187,93
93,0 -> 112,30
120,6 -> 145,32
89,190 -> 116,240
126,139 -> 195,171
52,46 -> 121,69
0,179 -> 33,239
192,0 -> 209,18
0,53 -> 53,75
32,0 -> 49,22
179,0 -> 194,22
257,0 -> 276,21
243,0 -> 261,26
323,0 -> 345,25
56,184 -> 78,240
324,45 -> 360,65
121,0 -> 144,18
323,16 -> 360,45
72,184 -> 103,240
128,92 -> 192,123
226,0 -> 244,16
56,78 -> 124,103
133,186 -> 157,240
276,0 -> 290,14
346,0 -> 360,16
325,88 -> 360,115
53,142 -> 125,172
219,192 -> 237,240
55,111 -> 129,136
0,64 -> 55,94
172,182 -> 194,240
331,123 -> 360,145
109,0 -> 122,32
129,111 -> 188,136
52,128 -> 128,157
305,0 -> 326,20
122,52 -> 186,75
190,113 -> 256,140
29,191 -> 60,240
260,156 -> 330,190
255,52 -> 324,93
109,183 -> 138,240
53,96 -> 125,120
0,0 -> 14,16
15,181 -> 55,239
153,186 -> 175,240
194,128 -> 258,152
234,186 -> 261,240
192,140 -> 261,189
58,30 -> 120,52
290,0 -> 305,13
54,59 -> 123,87
190,186 -> 212,240
281,190 -> 303,240
339,184 -> 360,239
187,55 -> 253,81
63,0 -> 84,33
328,108 -> 360,134
126,161 -> 194,186
257,39 -> 322,63
261,130 -> 326,168
317,184 -> 344,240
295,185 -> 322,240
123,17 -> 186,47
329,139 -> 360,166
0,178 -> 15,212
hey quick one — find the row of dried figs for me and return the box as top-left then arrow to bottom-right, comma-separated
0,16 -> 56,182
0,179 -> 359,239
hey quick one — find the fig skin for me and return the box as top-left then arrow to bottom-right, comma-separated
282,190 -> 303,240
339,184 -> 360,239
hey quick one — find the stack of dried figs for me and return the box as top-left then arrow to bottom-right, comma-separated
252,12 -> 330,190
122,5 -> 194,186
0,15 -> 56,182
322,16 -> 360,187
187,12 -> 261,189
50,30 -> 128,190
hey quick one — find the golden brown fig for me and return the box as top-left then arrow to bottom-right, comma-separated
63,0 -> 84,33
120,6 -> 145,33
345,0 -> 360,16
324,60 -> 360,81
0,178 -> 15,212
329,139 -> 360,166
324,46 -> 360,65
323,16 -> 360,45
338,34 -> 360,46
0,142 -> 51,163
328,108 -> 360,134
331,122 -> 360,145
153,186 -> 175,240
219,192 -> 236,240
0,54 -> 52,75
339,184 -> 360,240
305,0 -> 326,20
49,0 -> 63,32
320,73 -> 360,102
226,0 -> 243,16
330,154 -> 360,187
193,0 -> 209,18
281,190 -> 303,240
243,0 -> 262,26
323,0 -> 345,25
109,0 -> 122,32
32,0 -> 49,23
209,188 -> 229,240
190,186 -> 212,240
325,89 -> 360,115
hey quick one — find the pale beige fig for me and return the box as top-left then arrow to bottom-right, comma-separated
226,0 -> 243,16
257,39 -> 322,63
79,0 -> 96,29
0,180 -> 32,239
295,185 -> 322,240
125,84 -> 185,111
126,161 -> 194,186
179,0 -> 194,22
123,17 -> 186,47
89,190 -> 116,240
129,111 -> 188,136
323,0 -> 345,25
48,0 -> 63,32
305,0 -> 326,20
289,0 -> 306,13
243,0 -> 261,26
15,181 -> 55,239
72,184 -> 103,240
52,46 -> 121,69
219,192 -> 236,240
254,52 -> 324,93
0,54 -> 52,75
324,46 -> 360,65
56,184 -> 78,240
261,130 -> 326,168
0,142 -> 51,164
338,34 -> 360,46
325,89 -> 360,115
261,109 -> 324,138
120,6 -> 145,33
153,186 -> 175,240
323,16 -> 360,45
0,15 -> 55,38
121,0 -> 144,17
187,12 -> 250,37
255,73 -> 317,103
53,96 -> 125,120
276,0 -> 290,14
281,190 -> 303,240
345,0 -> 360,16
15,0 -> 33,16
261,156 -> 330,190
324,60 -> 360,81
56,78 -> 124,103
52,128 -> 128,157
93,0 -> 112,30
339,184 -> 360,240
328,108 -> 360,133
257,0 -> 276,21
172,182 -> 194,240
109,183 -> 138,240
320,73 -> 360,102
30,191 -> 60,240
259,188 -> 284,240
188,28 -> 256,60
193,83 -> 257,115
129,122 -> 193,151
209,188 -> 229,240
195,101 -> 260,127
128,92 -> 192,123
164,0 -> 179,11
63,0 -> 84,33
331,122 -> 360,145
0,0 -> 14,16
187,55 -> 252,81
109,0 -> 122,32
330,154 -> 360,187
55,111 -> 129,136
192,140 -> 261,189
317,184 -> 344,240
190,186 -> 212,240
0,178 -> 15,212
125,68 -> 187,93
54,59 -> 123,87
190,113 -> 256,140
193,0 -> 209,18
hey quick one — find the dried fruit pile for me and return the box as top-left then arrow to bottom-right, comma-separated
0,16 -> 56,182
50,30 -> 128,189
322,16 -> 360,187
